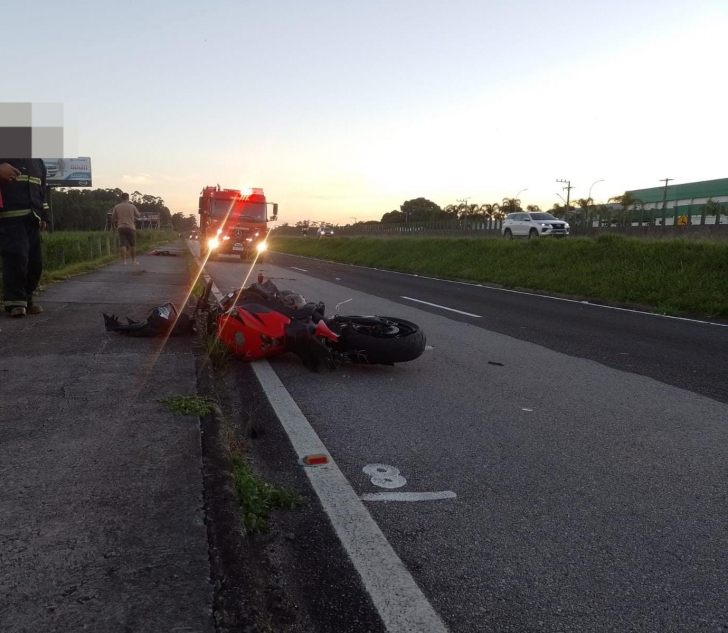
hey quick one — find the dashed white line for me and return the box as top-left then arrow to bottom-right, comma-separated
362,491 -> 457,502
291,266 -> 308,272
274,251 -> 728,329
401,296 -> 482,318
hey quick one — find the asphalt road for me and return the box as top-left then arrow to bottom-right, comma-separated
269,251 -> 728,405
203,250 -> 728,632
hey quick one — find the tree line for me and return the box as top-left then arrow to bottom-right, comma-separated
380,197 -> 537,224
47,187 -> 197,232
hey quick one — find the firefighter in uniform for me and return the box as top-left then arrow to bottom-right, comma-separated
0,159 -> 50,317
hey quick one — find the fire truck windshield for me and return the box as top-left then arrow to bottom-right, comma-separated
210,199 -> 266,222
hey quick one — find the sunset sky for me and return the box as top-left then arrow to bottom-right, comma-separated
5,0 -> 728,224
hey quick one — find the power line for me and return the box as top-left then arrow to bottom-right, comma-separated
556,179 -> 574,212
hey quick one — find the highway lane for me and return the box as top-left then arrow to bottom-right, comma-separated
267,251 -> 728,404
203,253 -> 728,632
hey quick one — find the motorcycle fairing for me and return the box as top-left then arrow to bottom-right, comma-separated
217,304 -> 289,359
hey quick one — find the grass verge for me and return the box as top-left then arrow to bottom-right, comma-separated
230,452 -> 303,534
37,229 -> 179,287
271,234 -> 728,317
164,392 -> 302,534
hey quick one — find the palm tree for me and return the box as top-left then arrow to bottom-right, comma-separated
492,203 -> 505,221
573,198 -> 593,227
526,204 -> 541,212
501,197 -> 522,215
608,193 -> 642,226
479,203 -> 495,218
442,205 -> 460,221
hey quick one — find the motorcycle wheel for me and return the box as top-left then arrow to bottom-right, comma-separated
337,317 -> 426,364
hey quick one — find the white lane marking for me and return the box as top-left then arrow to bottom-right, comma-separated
251,361 -> 448,633
362,491 -> 457,502
186,254 -> 449,631
363,464 -> 407,489
291,266 -> 308,272
401,296 -> 482,318
274,252 -> 728,329
522,408 -> 533,412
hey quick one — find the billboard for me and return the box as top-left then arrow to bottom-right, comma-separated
43,157 -> 92,187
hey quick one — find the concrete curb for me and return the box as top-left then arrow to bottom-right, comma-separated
195,358 -> 261,633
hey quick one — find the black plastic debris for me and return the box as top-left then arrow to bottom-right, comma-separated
103,302 -> 195,337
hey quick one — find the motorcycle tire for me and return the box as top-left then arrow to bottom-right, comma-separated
337,317 -> 426,364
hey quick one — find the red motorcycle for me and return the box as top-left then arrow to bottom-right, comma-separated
197,278 -> 426,371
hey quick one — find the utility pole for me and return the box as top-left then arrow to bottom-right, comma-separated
556,179 -> 574,219
660,178 -> 673,226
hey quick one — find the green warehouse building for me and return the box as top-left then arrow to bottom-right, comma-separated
626,178 -> 727,224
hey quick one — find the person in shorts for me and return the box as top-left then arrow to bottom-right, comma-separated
111,193 -> 141,265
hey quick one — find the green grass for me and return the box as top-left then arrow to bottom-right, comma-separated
2,229 -> 180,301
202,331 -> 233,370
161,395 -> 218,416
271,234 -> 728,317
230,452 -> 303,534
163,392 -> 303,533
42,229 -> 179,273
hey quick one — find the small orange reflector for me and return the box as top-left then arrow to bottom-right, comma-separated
303,454 -> 329,466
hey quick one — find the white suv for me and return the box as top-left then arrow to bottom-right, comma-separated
502,212 -> 570,239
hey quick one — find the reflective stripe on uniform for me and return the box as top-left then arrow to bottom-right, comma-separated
0,208 -> 32,218
3,300 -> 28,307
43,204 -> 50,209
14,175 -> 42,185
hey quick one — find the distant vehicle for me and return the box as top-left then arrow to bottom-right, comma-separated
318,227 -> 334,237
502,212 -> 570,239
189,230 -> 199,240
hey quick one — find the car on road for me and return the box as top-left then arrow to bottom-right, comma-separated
502,212 -> 570,239
318,227 -> 335,237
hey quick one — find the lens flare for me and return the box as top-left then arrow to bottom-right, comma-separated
208,237 -> 219,249
256,242 -> 267,253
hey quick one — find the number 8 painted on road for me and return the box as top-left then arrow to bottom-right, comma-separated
363,463 -> 407,489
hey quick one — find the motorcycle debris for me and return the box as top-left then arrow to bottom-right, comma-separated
150,250 -> 180,257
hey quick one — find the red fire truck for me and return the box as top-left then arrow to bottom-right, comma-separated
198,186 -> 278,261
